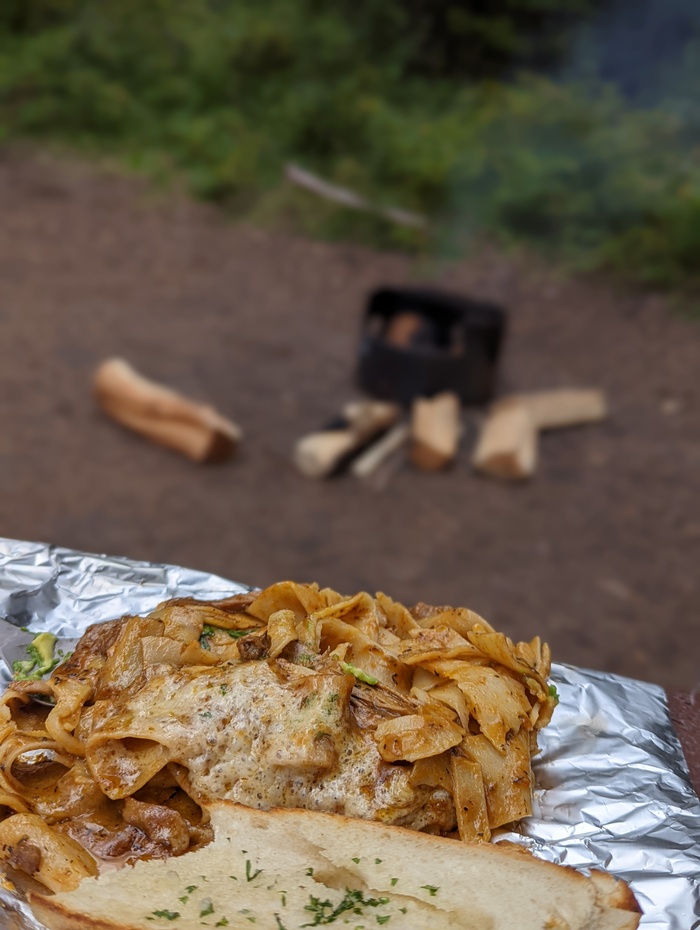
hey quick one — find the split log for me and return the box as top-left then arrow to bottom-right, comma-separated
509,389 -> 607,431
93,358 -> 241,463
410,392 -> 461,471
472,399 -> 537,480
294,401 -> 400,479
472,388 -> 607,480
351,422 -> 409,479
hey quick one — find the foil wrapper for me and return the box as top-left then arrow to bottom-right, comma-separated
0,538 -> 698,929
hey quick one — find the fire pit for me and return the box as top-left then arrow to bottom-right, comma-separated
357,287 -> 506,406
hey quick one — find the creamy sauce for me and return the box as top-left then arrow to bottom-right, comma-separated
87,661 -> 455,831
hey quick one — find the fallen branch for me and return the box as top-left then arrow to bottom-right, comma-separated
285,163 -> 428,230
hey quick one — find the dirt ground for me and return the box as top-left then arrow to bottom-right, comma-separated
0,149 -> 698,691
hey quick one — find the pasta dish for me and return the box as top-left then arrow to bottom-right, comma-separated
0,582 -> 557,894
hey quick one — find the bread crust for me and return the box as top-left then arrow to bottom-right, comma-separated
28,801 -> 641,930
31,898 -> 142,930
589,869 -> 643,914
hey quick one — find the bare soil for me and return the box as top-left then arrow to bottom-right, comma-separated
1,149 -> 698,691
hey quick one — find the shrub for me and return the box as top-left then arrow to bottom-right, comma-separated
1,0 -> 699,289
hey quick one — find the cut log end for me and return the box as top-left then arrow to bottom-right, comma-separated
472,401 -> 537,481
410,392 -> 461,472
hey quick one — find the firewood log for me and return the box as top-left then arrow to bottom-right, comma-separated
94,358 -> 241,463
410,392 -> 461,471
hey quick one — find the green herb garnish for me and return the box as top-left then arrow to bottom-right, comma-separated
302,890 -> 388,926
421,885 -> 439,896
152,911 -> 180,921
200,625 -> 257,649
200,902 -> 214,917
548,684 -> 560,703
339,662 -> 378,686
245,860 -> 262,882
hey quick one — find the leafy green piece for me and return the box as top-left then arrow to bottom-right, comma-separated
152,911 -> 180,921
12,632 -> 59,680
201,625 -> 258,648
339,662 -> 378,686
548,684 -> 560,703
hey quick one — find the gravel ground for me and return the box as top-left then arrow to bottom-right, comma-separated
1,149 -> 699,691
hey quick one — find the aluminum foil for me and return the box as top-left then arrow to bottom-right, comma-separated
0,538 -> 698,929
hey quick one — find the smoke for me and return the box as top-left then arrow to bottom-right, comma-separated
437,0 -> 700,284
563,0 -> 700,108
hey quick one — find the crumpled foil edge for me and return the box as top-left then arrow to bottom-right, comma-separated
0,538 -> 698,929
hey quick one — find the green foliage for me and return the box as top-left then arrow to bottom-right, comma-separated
440,80 -> 700,286
1,0 -> 699,289
333,0 -> 602,79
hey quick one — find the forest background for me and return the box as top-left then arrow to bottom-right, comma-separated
2,0 -> 700,291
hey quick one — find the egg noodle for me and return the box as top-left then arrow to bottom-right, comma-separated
0,582 -> 557,894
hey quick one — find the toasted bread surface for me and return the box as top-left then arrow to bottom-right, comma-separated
30,802 -> 641,930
